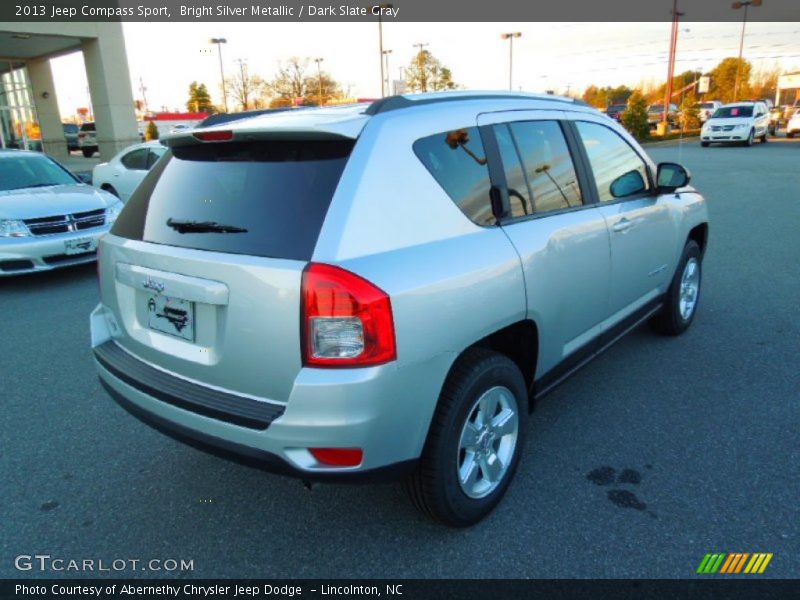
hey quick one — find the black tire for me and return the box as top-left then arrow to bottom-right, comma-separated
744,128 -> 754,146
404,348 -> 528,527
760,131 -> 768,143
701,142 -> 710,147
650,240 -> 702,336
101,184 -> 119,198
82,148 -> 94,158
788,132 -> 796,139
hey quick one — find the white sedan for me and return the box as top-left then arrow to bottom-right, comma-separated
92,141 -> 167,203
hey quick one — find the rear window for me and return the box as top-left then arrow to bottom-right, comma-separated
80,123 -> 95,132
713,106 -> 753,118
111,139 -> 353,261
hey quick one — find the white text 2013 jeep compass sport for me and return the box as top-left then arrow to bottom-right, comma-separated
91,92 -> 709,526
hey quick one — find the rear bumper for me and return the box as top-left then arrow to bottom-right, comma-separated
0,227 -> 107,275
99,377 -> 417,483
91,304 -> 452,482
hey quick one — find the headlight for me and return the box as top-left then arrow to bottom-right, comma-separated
735,124 -> 749,130
105,202 -> 123,225
0,219 -> 31,237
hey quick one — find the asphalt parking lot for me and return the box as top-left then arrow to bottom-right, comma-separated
2,135 -> 798,579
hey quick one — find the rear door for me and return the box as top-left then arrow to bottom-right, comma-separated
478,111 -> 611,378
101,135 -> 355,402
570,118 -> 677,321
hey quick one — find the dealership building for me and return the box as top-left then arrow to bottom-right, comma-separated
0,22 -> 138,160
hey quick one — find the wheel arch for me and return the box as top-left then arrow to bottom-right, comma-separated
688,222 -> 709,259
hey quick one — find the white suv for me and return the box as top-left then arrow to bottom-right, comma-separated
700,101 -> 770,146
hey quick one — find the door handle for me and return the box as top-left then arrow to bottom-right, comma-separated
612,218 -> 634,233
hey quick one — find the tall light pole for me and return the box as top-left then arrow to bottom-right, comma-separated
500,32 -> 522,91
209,37 -> 228,112
382,49 -> 393,96
314,57 -> 324,106
375,3 -> 393,97
662,0 -> 684,129
732,0 -> 762,102
413,42 -> 429,92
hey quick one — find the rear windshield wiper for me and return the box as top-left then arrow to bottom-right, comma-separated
166,218 -> 248,234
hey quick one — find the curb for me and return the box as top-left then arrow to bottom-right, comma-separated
642,136 -> 700,148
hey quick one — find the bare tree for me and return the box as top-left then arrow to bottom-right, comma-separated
264,57 -> 341,106
224,60 -> 265,111
405,50 -> 457,93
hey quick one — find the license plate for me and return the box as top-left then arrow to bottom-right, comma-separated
64,237 -> 97,255
146,294 -> 195,341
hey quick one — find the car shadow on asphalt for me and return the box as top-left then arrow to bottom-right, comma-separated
0,262 -> 97,293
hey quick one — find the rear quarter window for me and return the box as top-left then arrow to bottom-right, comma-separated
413,126 -> 494,226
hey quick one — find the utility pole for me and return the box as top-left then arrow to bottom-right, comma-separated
662,0 -> 684,130
382,49 -> 393,96
314,57 -> 324,106
138,76 -> 149,114
413,42 -> 429,92
732,0 -> 762,102
376,3 -> 393,97
500,32 -> 522,91
209,37 -> 229,112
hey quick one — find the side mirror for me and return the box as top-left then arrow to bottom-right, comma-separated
656,162 -> 690,192
609,169 -> 646,198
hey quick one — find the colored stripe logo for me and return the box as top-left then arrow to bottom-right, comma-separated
697,553 -> 773,574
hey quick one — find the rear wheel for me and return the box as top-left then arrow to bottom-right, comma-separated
82,148 -> 94,158
760,131 -> 768,143
651,240 -> 702,336
789,132 -> 796,139
404,348 -> 527,527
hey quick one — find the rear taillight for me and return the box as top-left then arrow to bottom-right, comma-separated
301,263 -> 396,367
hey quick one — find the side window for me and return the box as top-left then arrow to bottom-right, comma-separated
507,120 -> 582,214
120,148 -> 149,170
575,121 -> 650,202
146,147 -> 166,169
413,126 -> 494,226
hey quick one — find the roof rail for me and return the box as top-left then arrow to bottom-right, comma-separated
364,92 -> 584,116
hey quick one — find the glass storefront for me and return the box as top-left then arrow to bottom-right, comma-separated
0,61 -> 42,151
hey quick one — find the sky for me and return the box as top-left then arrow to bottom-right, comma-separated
50,21 -> 800,116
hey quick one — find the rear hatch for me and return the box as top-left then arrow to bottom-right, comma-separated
99,131 -> 356,402
79,123 -> 96,145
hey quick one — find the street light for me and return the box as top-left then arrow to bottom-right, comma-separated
314,57 -> 324,106
500,32 -> 522,91
732,0 -> 762,102
382,49 -> 393,95
209,37 -> 228,112
374,3 -> 393,97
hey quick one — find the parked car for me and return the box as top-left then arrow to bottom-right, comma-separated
0,149 -> 122,275
647,103 -> 679,128
604,103 -> 627,122
700,101 -> 770,146
91,92 -> 708,527
169,123 -> 192,134
63,123 -> 79,151
92,141 -> 167,203
694,101 -> 722,123
78,122 -> 98,157
768,106 -> 783,135
787,111 -> 800,138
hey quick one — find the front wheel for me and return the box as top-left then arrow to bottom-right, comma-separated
651,240 -> 702,336
744,128 -> 754,146
82,148 -> 94,158
701,141 -> 710,147
404,348 -> 527,527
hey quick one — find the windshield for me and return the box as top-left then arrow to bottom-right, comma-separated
112,139 -> 354,261
0,153 -> 77,192
712,106 -> 753,118
607,105 -> 626,112
695,103 -> 716,109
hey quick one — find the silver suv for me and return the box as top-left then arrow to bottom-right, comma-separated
91,92 -> 709,527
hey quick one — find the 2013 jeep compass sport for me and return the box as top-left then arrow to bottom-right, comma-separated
91,92 -> 709,527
